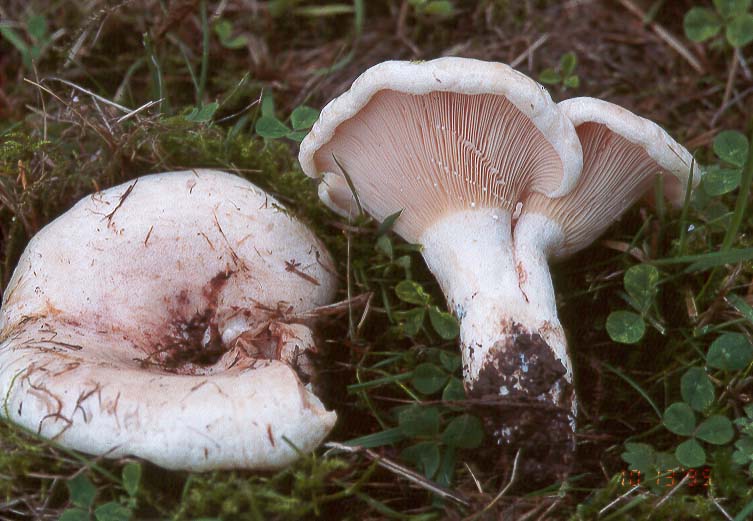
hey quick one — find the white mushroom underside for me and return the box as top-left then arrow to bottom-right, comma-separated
300,58 -> 584,202
558,97 -> 699,200
522,122 -> 664,259
314,90 -> 564,242
0,170 -> 337,471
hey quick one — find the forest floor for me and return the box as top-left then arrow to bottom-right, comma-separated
1,0 -> 752,519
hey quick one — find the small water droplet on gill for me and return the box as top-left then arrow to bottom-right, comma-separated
512,202 -> 523,220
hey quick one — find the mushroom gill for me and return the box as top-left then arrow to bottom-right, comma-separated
313,90 -> 564,243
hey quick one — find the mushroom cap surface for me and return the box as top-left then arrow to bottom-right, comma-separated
0,170 -> 337,471
299,57 -> 583,242
520,97 -> 701,259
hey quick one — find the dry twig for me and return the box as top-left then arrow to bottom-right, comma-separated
618,0 -> 704,74
324,441 -> 470,506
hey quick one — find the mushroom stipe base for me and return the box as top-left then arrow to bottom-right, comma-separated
468,321 -> 576,480
416,209 -> 576,479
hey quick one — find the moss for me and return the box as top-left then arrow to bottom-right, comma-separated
0,421 -> 65,503
1,0 -> 752,518
174,457 -> 351,520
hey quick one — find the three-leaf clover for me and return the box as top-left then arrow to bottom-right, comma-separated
663,401 -> 734,467
606,264 -> 660,344
621,442 -> 681,493
397,404 -> 484,481
660,366 -> 736,468
410,353 -> 465,405
701,130 -> 750,196
733,404 -> 753,473
394,280 -> 459,340
684,0 -> 753,48
397,351 -> 482,484
255,93 -> 319,142
60,464 -> 141,521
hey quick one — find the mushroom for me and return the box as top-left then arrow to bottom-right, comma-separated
513,97 -> 700,436
299,58 -> 584,471
0,169 -> 337,471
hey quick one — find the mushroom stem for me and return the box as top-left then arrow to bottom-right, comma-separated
420,209 -> 571,399
512,212 -> 571,381
513,213 -> 576,420
421,209 -> 576,474
420,209 -> 521,386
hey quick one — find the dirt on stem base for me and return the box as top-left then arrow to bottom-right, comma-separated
467,323 -> 575,485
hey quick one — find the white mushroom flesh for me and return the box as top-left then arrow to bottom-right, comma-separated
0,169 -> 337,471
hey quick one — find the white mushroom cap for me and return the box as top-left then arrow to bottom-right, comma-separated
299,57 -> 583,242
520,97 -> 701,259
0,170 -> 337,471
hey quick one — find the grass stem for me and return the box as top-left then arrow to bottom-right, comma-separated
198,0 -> 210,107
721,124 -> 753,252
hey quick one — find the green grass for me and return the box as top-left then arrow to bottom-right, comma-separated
1,1 -> 752,519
